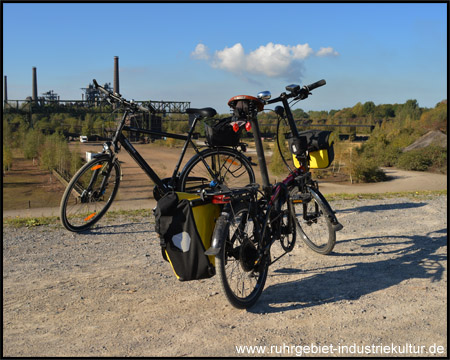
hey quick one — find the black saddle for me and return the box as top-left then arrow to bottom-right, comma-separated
186,107 -> 217,118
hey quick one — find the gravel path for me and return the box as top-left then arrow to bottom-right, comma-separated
3,195 -> 447,357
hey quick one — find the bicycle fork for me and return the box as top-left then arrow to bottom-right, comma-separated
306,187 -> 343,231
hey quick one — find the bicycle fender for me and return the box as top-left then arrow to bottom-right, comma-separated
308,187 -> 344,231
204,212 -> 230,256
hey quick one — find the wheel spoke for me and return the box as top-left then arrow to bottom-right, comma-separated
179,148 -> 255,192
290,187 -> 336,254
60,157 -> 120,232
216,203 -> 268,308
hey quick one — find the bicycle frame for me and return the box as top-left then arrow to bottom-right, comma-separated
104,109 -> 209,194
244,91 -> 337,263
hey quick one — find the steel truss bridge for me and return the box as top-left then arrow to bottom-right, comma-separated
3,99 -> 191,114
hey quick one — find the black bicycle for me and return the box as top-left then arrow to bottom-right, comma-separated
204,80 -> 343,308
60,80 -> 255,232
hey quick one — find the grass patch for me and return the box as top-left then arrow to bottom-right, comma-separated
3,216 -> 61,228
3,208 -> 154,228
4,190 -> 446,228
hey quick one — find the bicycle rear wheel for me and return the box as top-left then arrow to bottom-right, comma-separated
216,202 -> 269,309
290,187 -> 336,254
60,155 -> 121,232
178,147 -> 255,192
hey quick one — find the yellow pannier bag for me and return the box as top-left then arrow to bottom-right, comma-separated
290,130 -> 335,169
293,148 -> 334,169
154,192 -> 220,281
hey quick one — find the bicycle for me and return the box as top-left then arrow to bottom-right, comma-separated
203,79 -> 344,308
60,79 -> 255,232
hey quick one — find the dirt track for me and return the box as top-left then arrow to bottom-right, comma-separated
2,142 -> 447,219
3,194 -> 447,357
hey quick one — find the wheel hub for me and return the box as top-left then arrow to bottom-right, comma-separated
239,237 -> 259,272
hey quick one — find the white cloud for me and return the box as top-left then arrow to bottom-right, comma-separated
212,43 -> 246,73
191,43 -> 210,60
246,42 -> 308,77
316,47 -> 339,57
192,42 -> 338,80
291,43 -> 315,59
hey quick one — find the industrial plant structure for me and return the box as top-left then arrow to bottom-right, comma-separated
3,56 -> 191,115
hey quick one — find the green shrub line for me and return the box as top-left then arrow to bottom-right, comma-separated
324,189 -> 447,201
3,190 -> 446,228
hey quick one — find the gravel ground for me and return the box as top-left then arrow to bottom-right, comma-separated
3,195 -> 447,357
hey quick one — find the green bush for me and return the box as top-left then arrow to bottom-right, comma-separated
397,146 -> 447,172
381,145 -> 402,167
351,156 -> 388,183
396,150 -> 431,171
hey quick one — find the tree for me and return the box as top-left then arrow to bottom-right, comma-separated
66,116 -> 81,133
419,101 -> 447,133
2,118 -> 14,149
3,144 -> 13,174
362,101 -> 376,116
39,132 -> 70,175
396,99 -> 421,122
352,102 -> 364,118
23,129 -> 44,161
292,108 -> 309,120
70,144 -> 84,177
375,104 -> 395,118
81,118 -> 93,136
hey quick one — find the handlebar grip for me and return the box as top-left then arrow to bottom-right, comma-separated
305,79 -> 326,91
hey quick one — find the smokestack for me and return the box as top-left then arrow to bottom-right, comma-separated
114,56 -> 119,95
3,76 -> 7,103
32,67 -> 38,102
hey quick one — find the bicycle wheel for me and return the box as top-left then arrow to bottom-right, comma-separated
178,147 -> 255,192
60,154 -> 121,232
290,187 -> 336,255
216,202 -> 269,309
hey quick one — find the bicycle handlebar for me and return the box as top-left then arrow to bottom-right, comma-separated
266,79 -> 326,105
93,79 -> 155,114
304,79 -> 326,92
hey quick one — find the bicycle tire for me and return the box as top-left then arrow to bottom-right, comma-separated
60,154 -> 121,232
279,198 -> 296,252
178,147 -> 255,192
290,186 -> 336,254
215,202 -> 269,309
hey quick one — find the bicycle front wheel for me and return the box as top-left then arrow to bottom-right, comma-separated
178,147 -> 255,192
290,187 -> 336,254
216,202 -> 269,309
60,155 -> 121,232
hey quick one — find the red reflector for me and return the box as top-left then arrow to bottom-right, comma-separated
232,123 -> 240,132
245,121 -> 252,131
212,195 -> 231,204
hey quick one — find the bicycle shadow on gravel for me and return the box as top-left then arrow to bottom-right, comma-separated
76,222 -> 153,236
249,228 -> 447,314
336,201 -> 427,214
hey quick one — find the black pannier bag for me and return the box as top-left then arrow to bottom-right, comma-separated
204,117 -> 241,147
154,192 -> 220,281
287,130 -> 335,169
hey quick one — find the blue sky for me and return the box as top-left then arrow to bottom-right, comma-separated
3,2 -> 447,114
